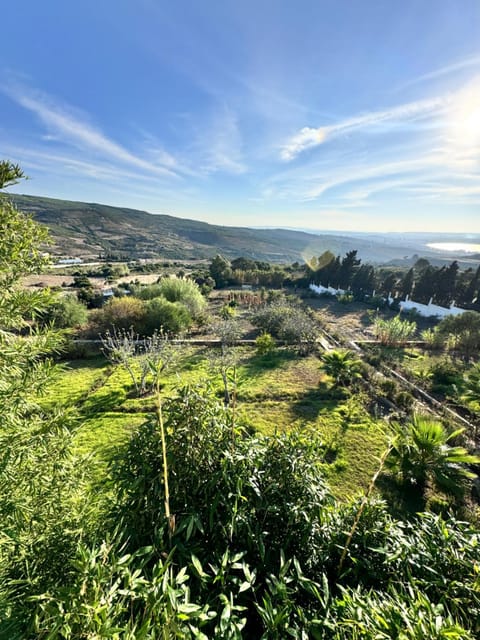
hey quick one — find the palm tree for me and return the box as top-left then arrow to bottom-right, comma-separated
386,414 -> 480,495
321,349 -> 363,388
461,363 -> 480,407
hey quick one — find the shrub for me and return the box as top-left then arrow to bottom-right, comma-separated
131,283 -> 164,300
157,277 -> 206,319
141,297 -> 192,335
430,358 -> 462,394
252,301 -> 291,336
421,327 -> 444,349
337,292 -> 354,304
395,390 -> 414,409
367,294 -> 387,309
255,332 -> 276,355
437,311 -> 480,357
374,315 -> 416,346
279,309 -> 318,354
220,303 -> 236,319
43,294 -> 88,328
90,296 -> 146,333
110,385 -> 332,569
378,378 -> 398,397
321,350 -> 363,388
252,301 -> 318,354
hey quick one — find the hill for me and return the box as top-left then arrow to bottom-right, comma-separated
8,194 -> 454,264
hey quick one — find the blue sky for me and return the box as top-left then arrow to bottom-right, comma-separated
1,0 -> 480,232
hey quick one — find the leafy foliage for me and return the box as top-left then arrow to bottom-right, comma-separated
41,294 -> 88,328
2,163 -> 480,638
321,349 -> 363,388
155,277 -> 206,319
386,415 -> 480,495
374,315 -> 417,346
437,311 -> 480,357
252,300 -> 319,354
0,163 -> 89,633
255,332 -> 276,355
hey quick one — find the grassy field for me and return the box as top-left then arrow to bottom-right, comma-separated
42,346 -> 390,499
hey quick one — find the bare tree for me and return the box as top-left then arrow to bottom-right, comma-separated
209,319 -> 242,408
100,327 -> 175,396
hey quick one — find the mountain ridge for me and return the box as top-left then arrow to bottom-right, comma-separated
8,193 -> 469,265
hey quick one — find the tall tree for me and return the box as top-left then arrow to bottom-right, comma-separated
413,265 -> 437,304
351,264 -> 375,296
209,254 -> 232,288
461,265 -> 480,308
314,250 -> 336,286
338,250 -> 361,289
399,267 -> 414,299
379,272 -> 397,296
435,261 -> 459,307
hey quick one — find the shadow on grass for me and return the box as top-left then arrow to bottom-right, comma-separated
81,389 -> 127,416
377,474 -> 426,517
176,348 -> 209,372
64,355 -> 109,370
291,383 -> 346,421
242,349 -> 297,376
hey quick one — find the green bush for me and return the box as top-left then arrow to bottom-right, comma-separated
220,303 -> 236,319
90,296 -> 146,333
131,283 -> 164,300
337,292 -> 354,304
157,277 -> 206,319
43,294 -> 88,328
255,332 -> 276,355
374,315 -> 417,346
252,301 -> 318,354
430,358 -> 462,394
141,297 -> 192,335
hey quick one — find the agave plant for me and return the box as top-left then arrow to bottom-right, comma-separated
386,414 -> 480,495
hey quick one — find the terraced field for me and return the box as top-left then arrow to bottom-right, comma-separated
42,347 -> 389,498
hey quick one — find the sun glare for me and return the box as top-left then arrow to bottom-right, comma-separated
449,79 -> 480,149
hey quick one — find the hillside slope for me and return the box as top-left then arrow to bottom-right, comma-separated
11,194 -> 418,263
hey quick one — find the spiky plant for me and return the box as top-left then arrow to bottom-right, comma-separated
321,349 -> 363,388
386,414 -> 480,495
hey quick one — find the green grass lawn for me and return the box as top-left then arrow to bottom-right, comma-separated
41,356 -> 110,409
44,347 -> 389,499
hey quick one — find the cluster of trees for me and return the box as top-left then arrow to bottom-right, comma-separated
208,250 -> 480,312
310,250 -> 480,309
2,162 -> 480,637
90,278 -> 207,336
209,254 -> 296,289
44,273 -> 208,335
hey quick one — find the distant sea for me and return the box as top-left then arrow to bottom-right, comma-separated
426,242 -> 480,253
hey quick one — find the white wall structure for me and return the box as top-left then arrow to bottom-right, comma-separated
398,296 -> 467,318
309,284 -> 346,296
310,283 -> 469,318
386,295 -> 468,318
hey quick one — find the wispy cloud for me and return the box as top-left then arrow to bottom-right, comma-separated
280,96 -> 448,161
397,54 -> 480,90
3,82 -> 181,179
188,106 -> 247,175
